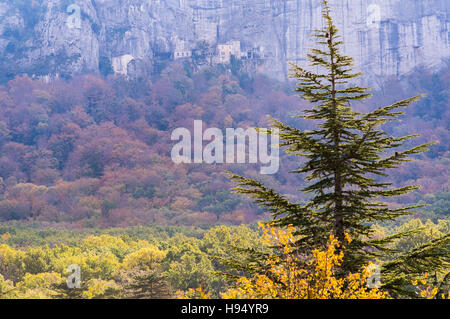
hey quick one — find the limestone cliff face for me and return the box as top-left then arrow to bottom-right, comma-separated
0,0 -> 448,84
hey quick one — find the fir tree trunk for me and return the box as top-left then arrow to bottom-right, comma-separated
329,35 -> 345,245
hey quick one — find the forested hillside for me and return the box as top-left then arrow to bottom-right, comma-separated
0,61 -> 448,227
0,219 -> 448,299
0,0 -> 449,301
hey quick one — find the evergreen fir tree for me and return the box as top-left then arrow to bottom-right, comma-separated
124,269 -> 171,299
228,0 -> 449,296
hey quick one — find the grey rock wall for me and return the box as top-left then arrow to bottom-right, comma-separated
0,0 -> 448,84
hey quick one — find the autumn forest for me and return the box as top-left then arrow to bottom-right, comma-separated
0,1 -> 449,300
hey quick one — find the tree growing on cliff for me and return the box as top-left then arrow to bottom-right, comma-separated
228,0 -> 449,297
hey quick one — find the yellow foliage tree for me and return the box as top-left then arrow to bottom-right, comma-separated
16,272 -> 64,299
81,279 -> 121,299
222,224 -> 387,299
121,246 -> 166,271
176,287 -> 211,299
0,274 -> 15,299
412,273 -> 450,299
